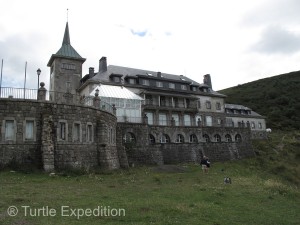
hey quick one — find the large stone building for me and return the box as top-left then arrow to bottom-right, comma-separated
0,22 -> 266,171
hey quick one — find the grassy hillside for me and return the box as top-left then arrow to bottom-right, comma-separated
219,71 -> 300,130
0,131 -> 299,225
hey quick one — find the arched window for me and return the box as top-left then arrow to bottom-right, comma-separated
235,134 -> 242,142
225,134 -> 232,142
149,134 -> 155,144
189,134 -> 198,143
176,134 -> 184,143
123,132 -> 136,143
160,134 -> 170,143
214,134 -> 221,142
203,134 -> 210,143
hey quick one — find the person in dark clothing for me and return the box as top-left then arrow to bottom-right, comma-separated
200,156 -> 210,173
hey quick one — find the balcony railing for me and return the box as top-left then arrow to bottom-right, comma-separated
143,99 -> 197,109
117,116 -> 143,123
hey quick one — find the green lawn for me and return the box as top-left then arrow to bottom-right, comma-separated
0,159 -> 299,225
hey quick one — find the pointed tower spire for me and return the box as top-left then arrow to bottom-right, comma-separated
62,22 -> 71,45
47,21 -> 85,67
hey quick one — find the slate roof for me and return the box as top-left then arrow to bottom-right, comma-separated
225,104 -> 264,117
90,65 -> 201,85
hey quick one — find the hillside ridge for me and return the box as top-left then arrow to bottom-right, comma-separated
219,70 -> 300,130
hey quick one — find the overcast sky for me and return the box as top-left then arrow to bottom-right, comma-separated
1,0 -> 300,91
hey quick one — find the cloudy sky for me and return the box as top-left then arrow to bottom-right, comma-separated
0,0 -> 300,91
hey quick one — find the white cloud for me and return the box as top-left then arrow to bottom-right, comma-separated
0,0 -> 299,91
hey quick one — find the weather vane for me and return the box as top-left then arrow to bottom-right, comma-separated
67,8 -> 69,22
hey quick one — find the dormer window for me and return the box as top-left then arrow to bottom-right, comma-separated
128,78 -> 135,84
110,74 -> 122,83
142,79 -> 150,86
114,77 -> 121,82
156,81 -> 163,87
191,86 -> 197,91
181,85 -> 187,90
169,83 -> 175,89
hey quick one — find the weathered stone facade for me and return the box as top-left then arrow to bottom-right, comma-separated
0,98 -> 119,171
117,122 -> 254,166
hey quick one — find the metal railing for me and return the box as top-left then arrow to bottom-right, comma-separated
117,116 -> 143,123
0,87 -> 38,99
0,87 -> 114,114
143,99 -> 197,109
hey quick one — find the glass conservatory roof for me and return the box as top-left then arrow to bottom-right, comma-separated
90,85 -> 143,100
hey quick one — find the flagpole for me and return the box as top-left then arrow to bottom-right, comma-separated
0,59 -> 3,98
24,61 -> 27,99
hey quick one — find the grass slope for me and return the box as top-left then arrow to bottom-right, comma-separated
0,131 -> 299,225
219,71 -> 300,130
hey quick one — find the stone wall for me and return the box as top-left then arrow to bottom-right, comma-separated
0,99 -> 119,171
117,123 -> 255,165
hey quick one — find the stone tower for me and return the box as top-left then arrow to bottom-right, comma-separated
47,22 -> 86,101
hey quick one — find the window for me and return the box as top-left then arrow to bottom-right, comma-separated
226,118 -> 234,127
184,114 -> 191,126
142,79 -> 150,86
159,113 -> 167,126
173,97 -> 179,107
66,82 -> 71,91
114,76 -> 121,82
25,120 -> 34,140
203,134 -> 210,143
156,81 -> 163,87
123,132 -> 136,143
206,116 -> 212,126
145,112 -> 154,125
258,122 -> 262,129
216,102 -> 221,110
160,96 -> 166,106
73,123 -> 81,142
195,115 -> 202,126
206,101 -> 211,109
172,113 -> 179,126
189,134 -> 198,143
145,95 -> 153,105
225,134 -> 232,142
61,63 -> 76,70
235,134 -> 242,142
149,134 -> 155,144
169,83 -> 175,89
176,134 -> 184,143
5,120 -> 15,141
251,122 -> 255,129
160,134 -> 170,143
197,100 -> 201,108
217,118 -> 222,126
192,86 -> 197,91
181,84 -> 187,90
185,99 -> 190,108
214,134 -> 221,142
129,78 -> 135,84
58,121 -> 67,141
87,123 -> 93,142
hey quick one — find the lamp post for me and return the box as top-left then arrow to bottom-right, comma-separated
37,68 -> 41,89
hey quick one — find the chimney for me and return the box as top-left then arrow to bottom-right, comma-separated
157,71 -> 161,78
99,57 -> 107,73
203,74 -> 212,89
89,67 -> 94,78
